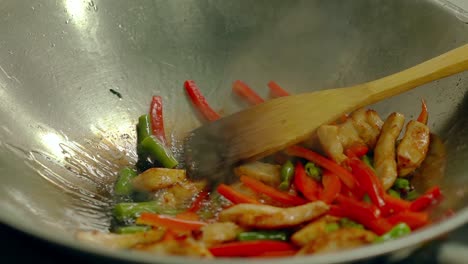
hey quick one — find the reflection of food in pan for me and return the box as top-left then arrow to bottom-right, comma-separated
76,80 -> 445,258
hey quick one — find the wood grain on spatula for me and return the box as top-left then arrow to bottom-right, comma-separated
184,44 -> 468,181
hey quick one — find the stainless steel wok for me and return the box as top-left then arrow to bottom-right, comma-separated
1,0 -> 468,263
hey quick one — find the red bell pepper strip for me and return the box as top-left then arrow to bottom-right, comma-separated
293,162 -> 320,201
366,218 -> 395,235
240,175 -> 307,206
287,146 -> 357,189
417,99 -> 428,125
267,81 -> 290,97
149,96 -> 167,144
348,157 -> 386,208
209,241 -> 296,257
387,211 -> 429,230
410,186 -> 442,212
188,190 -> 209,213
383,194 -> 411,215
336,195 -> 381,219
217,184 -> 260,204
345,145 -> 369,159
319,171 -> 341,204
233,80 -> 265,105
137,212 -> 206,231
184,80 -> 221,122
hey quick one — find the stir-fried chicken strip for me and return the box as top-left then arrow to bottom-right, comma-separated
137,237 -> 213,258
397,120 -> 430,177
219,201 -> 329,229
350,108 -> 384,148
156,180 -> 206,209
292,215 -> 339,246
75,229 -> 165,249
374,112 -> 405,190
132,168 -> 186,192
202,222 -> 244,246
234,161 -> 281,186
317,125 -> 347,164
297,228 -> 376,254
317,108 -> 384,164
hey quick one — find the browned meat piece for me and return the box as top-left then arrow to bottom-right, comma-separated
75,229 -> 165,249
297,227 -> 376,254
291,215 -> 339,246
137,237 -> 213,257
219,201 -> 329,229
202,222 -> 244,246
374,112 -> 405,190
317,125 -> 347,164
132,168 -> 186,192
397,120 -> 430,176
234,161 -> 281,186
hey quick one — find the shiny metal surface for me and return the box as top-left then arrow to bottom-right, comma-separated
0,0 -> 467,263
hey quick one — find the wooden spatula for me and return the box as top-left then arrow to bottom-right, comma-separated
184,44 -> 468,181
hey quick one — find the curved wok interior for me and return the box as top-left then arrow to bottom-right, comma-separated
1,0 -> 468,263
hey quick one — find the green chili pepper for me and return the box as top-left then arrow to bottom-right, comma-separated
305,162 -> 322,181
393,178 -> 410,191
114,225 -> 150,234
113,201 -> 180,222
278,160 -> 295,190
388,189 -> 401,199
237,231 -> 288,241
374,223 -> 411,243
140,135 -> 178,168
405,190 -> 419,201
114,167 -> 138,196
325,223 -> 340,233
362,155 -> 374,169
339,217 -> 364,229
137,114 -> 151,144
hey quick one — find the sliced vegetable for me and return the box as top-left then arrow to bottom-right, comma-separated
383,194 -> 411,214
188,190 -> 209,213
217,184 -> 260,204
114,167 -> 138,196
137,212 -> 206,231
339,218 -> 363,229
294,162 -> 320,201
232,80 -> 264,105
345,145 -> 369,158
267,81 -> 290,97
406,190 -> 419,201
417,99 -> 428,125
319,172 -> 341,204
140,135 -> 178,168
184,80 -> 221,122
335,195 -> 381,220
348,157 -> 386,208
374,223 -> 411,243
393,178 -> 411,191
113,201 -> 179,222
137,114 -> 151,144
240,175 -> 307,206
149,96 -> 167,144
410,186 -> 442,212
209,241 -> 295,257
114,225 -> 151,234
238,231 -> 288,241
388,189 -> 401,198
387,211 -> 429,230
287,146 -> 356,189
279,160 -> 295,190
305,162 -> 322,181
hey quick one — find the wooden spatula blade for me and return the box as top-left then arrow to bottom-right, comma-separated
184,87 -> 366,180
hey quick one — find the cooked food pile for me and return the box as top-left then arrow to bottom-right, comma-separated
76,80 -> 445,258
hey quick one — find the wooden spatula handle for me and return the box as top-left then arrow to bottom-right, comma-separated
364,44 -> 468,104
